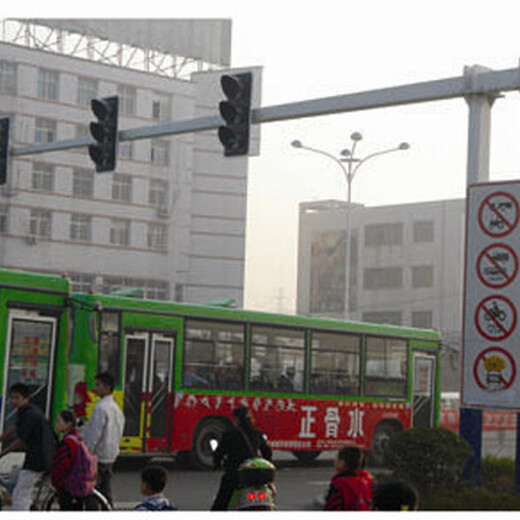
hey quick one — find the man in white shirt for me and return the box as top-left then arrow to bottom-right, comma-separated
83,372 -> 125,507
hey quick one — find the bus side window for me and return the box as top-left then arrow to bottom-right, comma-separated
364,337 -> 407,398
98,312 -> 121,387
310,331 -> 361,396
183,320 -> 245,391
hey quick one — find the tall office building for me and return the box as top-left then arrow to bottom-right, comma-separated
0,19 -> 261,305
297,198 -> 465,390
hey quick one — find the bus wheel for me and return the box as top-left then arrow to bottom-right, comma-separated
370,421 -> 402,467
292,450 -> 322,463
191,417 -> 228,469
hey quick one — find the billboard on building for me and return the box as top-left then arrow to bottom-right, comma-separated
310,231 -> 346,313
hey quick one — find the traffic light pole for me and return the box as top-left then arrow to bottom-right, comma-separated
8,64 -> 520,159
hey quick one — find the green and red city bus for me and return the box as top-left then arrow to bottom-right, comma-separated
0,268 -> 70,450
68,291 -> 442,467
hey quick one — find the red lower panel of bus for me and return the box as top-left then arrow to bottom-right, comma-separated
172,393 -> 412,451
440,409 -> 516,432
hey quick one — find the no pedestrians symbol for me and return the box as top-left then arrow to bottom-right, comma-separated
476,243 -> 519,289
475,294 -> 517,341
478,192 -> 519,237
473,346 -> 516,392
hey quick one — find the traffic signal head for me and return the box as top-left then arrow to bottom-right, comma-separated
0,118 -> 9,185
218,72 -> 252,157
88,96 -> 119,173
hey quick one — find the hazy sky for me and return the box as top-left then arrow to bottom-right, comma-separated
10,1 -> 520,313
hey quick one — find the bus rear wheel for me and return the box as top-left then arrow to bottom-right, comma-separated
191,417 -> 228,469
292,450 -> 322,463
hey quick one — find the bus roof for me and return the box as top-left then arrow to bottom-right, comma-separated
71,292 -> 441,341
0,267 -> 70,293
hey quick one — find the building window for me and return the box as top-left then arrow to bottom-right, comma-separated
152,95 -> 170,121
151,139 -> 169,166
110,218 -> 130,246
362,311 -> 402,326
147,223 -> 167,251
412,265 -> 434,288
145,280 -> 169,300
70,273 -> 95,293
363,267 -> 403,289
117,84 -> 136,115
32,162 -> 54,191
72,168 -> 94,198
149,179 -> 168,206
70,214 -> 92,242
0,205 -> 8,233
413,220 -> 434,243
364,223 -> 403,247
119,141 -> 133,160
37,69 -> 59,100
112,174 -> 132,202
77,77 -> 98,106
412,311 -> 433,329
0,61 -> 17,94
29,209 -> 52,238
34,118 -> 57,143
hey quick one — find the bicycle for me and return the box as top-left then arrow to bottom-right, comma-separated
0,468 -> 111,511
0,469 -> 53,510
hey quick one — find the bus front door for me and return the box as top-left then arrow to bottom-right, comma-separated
412,352 -> 437,428
121,332 -> 175,454
0,311 -> 58,436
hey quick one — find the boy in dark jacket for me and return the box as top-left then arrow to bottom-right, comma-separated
323,446 -> 373,511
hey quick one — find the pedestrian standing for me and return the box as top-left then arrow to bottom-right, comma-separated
0,383 -> 56,510
83,372 -> 125,507
211,406 -> 272,511
323,446 -> 373,511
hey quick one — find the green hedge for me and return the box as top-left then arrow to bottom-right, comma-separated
386,427 -> 472,492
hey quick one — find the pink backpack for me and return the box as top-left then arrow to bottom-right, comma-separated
63,436 -> 98,497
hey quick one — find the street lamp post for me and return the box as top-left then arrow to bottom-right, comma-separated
291,133 -> 410,319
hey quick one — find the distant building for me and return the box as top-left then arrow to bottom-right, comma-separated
0,19 -> 261,305
297,198 -> 465,391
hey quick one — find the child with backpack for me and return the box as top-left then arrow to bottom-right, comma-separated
323,446 -> 373,511
51,410 -> 98,510
134,465 -> 177,511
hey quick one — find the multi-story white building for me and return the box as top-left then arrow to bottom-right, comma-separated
0,19 -> 261,305
297,198 -> 466,390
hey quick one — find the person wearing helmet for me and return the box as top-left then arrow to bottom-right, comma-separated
227,458 -> 276,511
211,406 -> 272,511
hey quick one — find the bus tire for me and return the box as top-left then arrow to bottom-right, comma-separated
191,417 -> 229,469
291,450 -> 322,463
370,420 -> 402,467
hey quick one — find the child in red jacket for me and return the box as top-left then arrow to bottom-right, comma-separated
51,410 -> 81,510
323,446 -> 373,511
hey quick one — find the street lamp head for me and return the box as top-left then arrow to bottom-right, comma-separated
291,140 -> 303,148
339,148 -> 351,157
398,142 -> 410,150
350,132 -> 363,142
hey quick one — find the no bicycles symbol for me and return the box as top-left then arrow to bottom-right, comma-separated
474,295 -> 517,341
478,192 -> 520,237
476,244 -> 519,289
473,346 -> 516,392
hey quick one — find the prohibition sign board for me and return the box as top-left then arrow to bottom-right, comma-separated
478,191 -> 520,237
476,243 -> 519,289
473,346 -> 516,392
474,294 -> 517,341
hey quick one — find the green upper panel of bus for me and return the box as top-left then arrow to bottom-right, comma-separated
71,292 -> 441,341
0,267 -> 70,293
